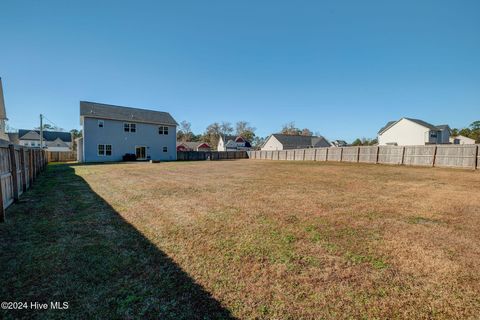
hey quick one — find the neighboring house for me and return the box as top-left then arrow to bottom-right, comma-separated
378,118 -> 451,146
0,77 -> 10,142
217,135 -> 252,151
330,140 -> 348,147
177,141 -> 211,152
18,129 -> 73,151
450,135 -> 476,145
79,101 -> 178,162
261,134 -> 331,150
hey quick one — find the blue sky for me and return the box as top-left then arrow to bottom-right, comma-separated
1,0 -> 479,142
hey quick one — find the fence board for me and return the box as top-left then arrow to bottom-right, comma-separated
177,151 -> 248,161
342,147 -> 359,162
378,146 -> 404,165
295,149 -> 305,161
304,149 -> 315,161
434,145 -> 477,169
359,146 -> 378,163
315,148 -> 328,161
327,148 -> 342,161
403,145 -> 436,167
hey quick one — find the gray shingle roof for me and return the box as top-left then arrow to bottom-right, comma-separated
18,129 -> 72,142
80,101 -> 178,126
271,134 -> 331,149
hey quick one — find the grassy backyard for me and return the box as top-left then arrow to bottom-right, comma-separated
1,160 -> 480,319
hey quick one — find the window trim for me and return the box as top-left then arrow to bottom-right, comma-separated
158,126 -> 169,135
124,122 -> 137,133
98,144 -> 112,156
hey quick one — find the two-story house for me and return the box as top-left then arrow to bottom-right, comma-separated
378,118 -> 451,146
79,101 -> 178,162
217,135 -> 252,151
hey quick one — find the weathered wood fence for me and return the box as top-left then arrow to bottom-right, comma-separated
248,145 -> 480,170
177,151 -> 248,161
0,141 -> 47,222
46,151 -> 77,162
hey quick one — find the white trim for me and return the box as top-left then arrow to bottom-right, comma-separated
135,145 -> 147,160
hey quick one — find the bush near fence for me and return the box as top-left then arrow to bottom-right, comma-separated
0,140 -> 47,222
177,151 -> 248,161
247,145 -> 480,170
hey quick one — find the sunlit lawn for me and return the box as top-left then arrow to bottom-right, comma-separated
1,160 -> 480,319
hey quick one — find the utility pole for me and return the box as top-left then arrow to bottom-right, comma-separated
40,114 -> 43,149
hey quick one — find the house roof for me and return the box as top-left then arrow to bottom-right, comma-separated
18,129 -> 72,142
378,118 -> 450,134
7,132 -> 19,144
46,138 -> 70,148
221,135 -> 251,143
0,77 -> 7,120
270,134 -> 331,148
177,141 -> 211,149
80,101 -> 178,126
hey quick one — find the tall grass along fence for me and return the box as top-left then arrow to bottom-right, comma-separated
177,151 -> 248,161
46,151 -> 77,162
0,140 -> 47,222
248,144 -> 480,170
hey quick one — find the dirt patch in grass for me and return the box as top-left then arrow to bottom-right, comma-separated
2,160 -> 480,319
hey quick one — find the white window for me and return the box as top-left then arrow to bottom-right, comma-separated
158,126 -> 169,135
98,144 -> 112,156
98,120 -> 104,128
163,147 -> 168,152
124,123 -> 136,133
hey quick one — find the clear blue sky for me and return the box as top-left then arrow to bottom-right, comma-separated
1,0 -> 479,142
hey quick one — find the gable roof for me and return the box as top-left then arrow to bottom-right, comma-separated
46,138 -> 70,148
177,141 -> 211,149
7,132 -> 19,144
270,134 -> 331,149
0,77 -> 6,120
18,129 -> 72,142
378,118 -> 450,135
80,101 -> 178,126
221,135 -> 251,143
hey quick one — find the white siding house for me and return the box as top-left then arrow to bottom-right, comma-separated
378,118 -> 451,146
80,101 -> 178,162
217,135 -> 252,151
261,134 -> 331,150
450,135 -> 476,145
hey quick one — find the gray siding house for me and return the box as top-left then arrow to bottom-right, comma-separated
80,101 -> 178,162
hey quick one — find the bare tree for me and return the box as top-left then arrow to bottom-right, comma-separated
177,120 -> 193,142
235,121 -> 256,141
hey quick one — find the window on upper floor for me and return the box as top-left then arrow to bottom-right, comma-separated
163,147 -> 168,152
98,120 -> 104,128
124,123 -> 136,133
158,126 -> 169,135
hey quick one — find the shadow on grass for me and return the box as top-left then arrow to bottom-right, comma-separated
0,164 -> 235,320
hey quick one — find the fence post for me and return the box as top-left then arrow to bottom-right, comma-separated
476,145 -> 479,170
376,146 -> 380,164
9,144 -> 19,202
401,147 -> 406,165
0,161 -> 4,221
326,148 -> 329,161
356,147 -> 360,163
314,148 -> 317,161
340,148 -> 344,162
432,145 -> 438,167
303,149 -> 306,161
19,147 -> 27,192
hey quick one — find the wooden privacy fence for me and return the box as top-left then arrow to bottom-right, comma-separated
0,141 -> 47,222
248,144 -> 480,170
177,151 -> 248,161
46,151 -> 77,162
